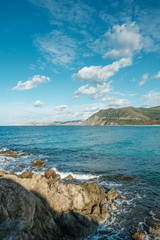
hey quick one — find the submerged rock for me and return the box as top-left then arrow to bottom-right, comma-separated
31,159 -> 45,168
149,222 -> 160,239
0,149 -> 17,158
132,232 -> 146,240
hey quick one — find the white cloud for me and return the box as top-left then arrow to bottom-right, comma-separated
34,100 -> 44,108
153,71 -> 160,79
92,22 -> 142,59
12,75 -> 50,91
143,91 -> 160,107
73,57 -> 132,84
35,30 -> 76,66
56,105 -> 68,111
74,82 -> 112,99
138,73 -> 149,86
102,96 -> 130,107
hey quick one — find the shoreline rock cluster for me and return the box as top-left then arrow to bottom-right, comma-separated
0,169 -> 125,240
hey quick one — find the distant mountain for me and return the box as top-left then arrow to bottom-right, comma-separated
23,120 -> 82,126
81,106 -> 160,126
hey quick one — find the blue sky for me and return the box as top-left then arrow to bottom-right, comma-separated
0,0 -> 160,125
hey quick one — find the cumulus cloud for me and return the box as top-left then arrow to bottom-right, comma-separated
102,96 -> 130,107
153,71 -> 160,79
73,57 -> 132,84
74,82 -> 112,99
91,22 -> 142,59
56,105 -> 68,111
34,100 -> 44,108
12,75 -> 50,91
103,22 -> 142,59
143,91 -> 160,107
138,73 -> 149,86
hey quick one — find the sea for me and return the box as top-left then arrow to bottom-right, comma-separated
0,126 -> 160,239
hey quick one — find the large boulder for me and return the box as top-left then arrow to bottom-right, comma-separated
0,178 -> 62,240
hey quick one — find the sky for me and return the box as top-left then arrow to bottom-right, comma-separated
0,0 -> 160,125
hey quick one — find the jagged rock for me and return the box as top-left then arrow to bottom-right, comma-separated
0,178 -> 62,239
45,169 -> 57,179
106,188 -> 126,202
31,159 -> 45,168
20,171 -> 33,179
132,232 -> 146,240
1,171 -> 121,239
63,174 -> 74,181
0,149 -> 17,158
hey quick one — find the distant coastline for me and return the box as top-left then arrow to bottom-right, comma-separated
23,106 -> 160,126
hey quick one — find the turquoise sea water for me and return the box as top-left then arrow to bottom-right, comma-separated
0,126 -> 160,239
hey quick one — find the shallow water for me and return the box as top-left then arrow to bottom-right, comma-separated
0,126 -> 160,239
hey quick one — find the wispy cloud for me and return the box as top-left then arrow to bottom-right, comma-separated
142,90 -> 160,107
102,96 -> 130,107
34,100 -> 44,107
73,57 -> 132,84
56,105 -> 68,111
138,73 -> 149,86
74,82 -> 112,99
29,0 -> 94,26
12,75 -> 50,91
35,30 -> 77,66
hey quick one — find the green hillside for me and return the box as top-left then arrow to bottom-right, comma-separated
82,106 -> 160,125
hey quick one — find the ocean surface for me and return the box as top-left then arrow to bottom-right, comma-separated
0,126 -> 160,239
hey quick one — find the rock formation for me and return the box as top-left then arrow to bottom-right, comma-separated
0,170 -> 124,239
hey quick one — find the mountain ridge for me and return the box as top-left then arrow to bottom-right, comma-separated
81,106 -> 160,126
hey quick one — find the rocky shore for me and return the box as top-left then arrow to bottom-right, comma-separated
0,150 -> 160,239
0,168 -> 125,240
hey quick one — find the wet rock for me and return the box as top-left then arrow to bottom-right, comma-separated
106,188 -> 126,202
63,174 -> 74,181
111,203 -> 119,212
31,159 -> 45,168
20,171 -> 33,179
45,169 -> 57,179
3,158 -> 9,162
16,163 -> 26,169
116,175 -> 134,182
149,222 -> 160,238
0,149 -> 17,158
19,153 -> 26,157
132,232 -> 146,240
